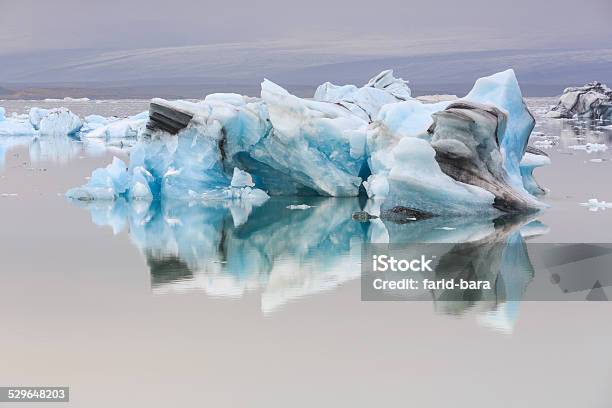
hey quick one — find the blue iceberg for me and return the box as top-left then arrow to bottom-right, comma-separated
67,69 -> 549,216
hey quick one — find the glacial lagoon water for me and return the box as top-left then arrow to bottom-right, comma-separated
1,98 -> 612,407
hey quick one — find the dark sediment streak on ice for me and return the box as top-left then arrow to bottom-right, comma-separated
429,101 -> 537,213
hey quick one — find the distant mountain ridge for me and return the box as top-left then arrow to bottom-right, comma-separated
2,46 -> 610,98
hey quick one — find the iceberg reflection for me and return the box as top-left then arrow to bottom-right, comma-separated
71,196 -> 547,330
0,134 -> 131,170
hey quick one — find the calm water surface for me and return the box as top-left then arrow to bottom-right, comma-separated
0,98 -> 612,407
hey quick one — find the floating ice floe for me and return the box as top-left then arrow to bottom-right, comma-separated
0,106 -> 35,136
1,106 -> 89,137
67,69 -> 549,216
33,107 -> 82,136
580,198 -> 612,211
286,204 -> 312,210
81,112 -> 148,140
567,143 -> 608,153
65,157 -> 130,201
532,139 -> 554,148
415,95 -> 459,103
0,115 -> 36,136
547,82 -> 612,120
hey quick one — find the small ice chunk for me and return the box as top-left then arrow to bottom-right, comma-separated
230,168 -> 255,188
286,204 -> 312,210
224,186 -> 269,203
533,140 -> 554,147
568,143 -> 608,152
0,107 -> 5,121
83,116 -> 145,139
65,157 -> 128,201
415,95 -> 458,103
580,198 -> 612,211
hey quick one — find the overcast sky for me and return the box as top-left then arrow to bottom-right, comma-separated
2,0 -> 611,53
1,0 -> 611,94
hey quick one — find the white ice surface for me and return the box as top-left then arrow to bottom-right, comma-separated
38,108 -> 82,136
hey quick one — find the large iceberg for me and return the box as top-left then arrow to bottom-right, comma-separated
547,81 -> 612,120
67,69 -> 548,216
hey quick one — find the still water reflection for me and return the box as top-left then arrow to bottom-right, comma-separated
71,195 -> 547,325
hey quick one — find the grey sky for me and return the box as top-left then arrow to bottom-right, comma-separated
2,0 -> 611,53
1,0 -> 611,96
